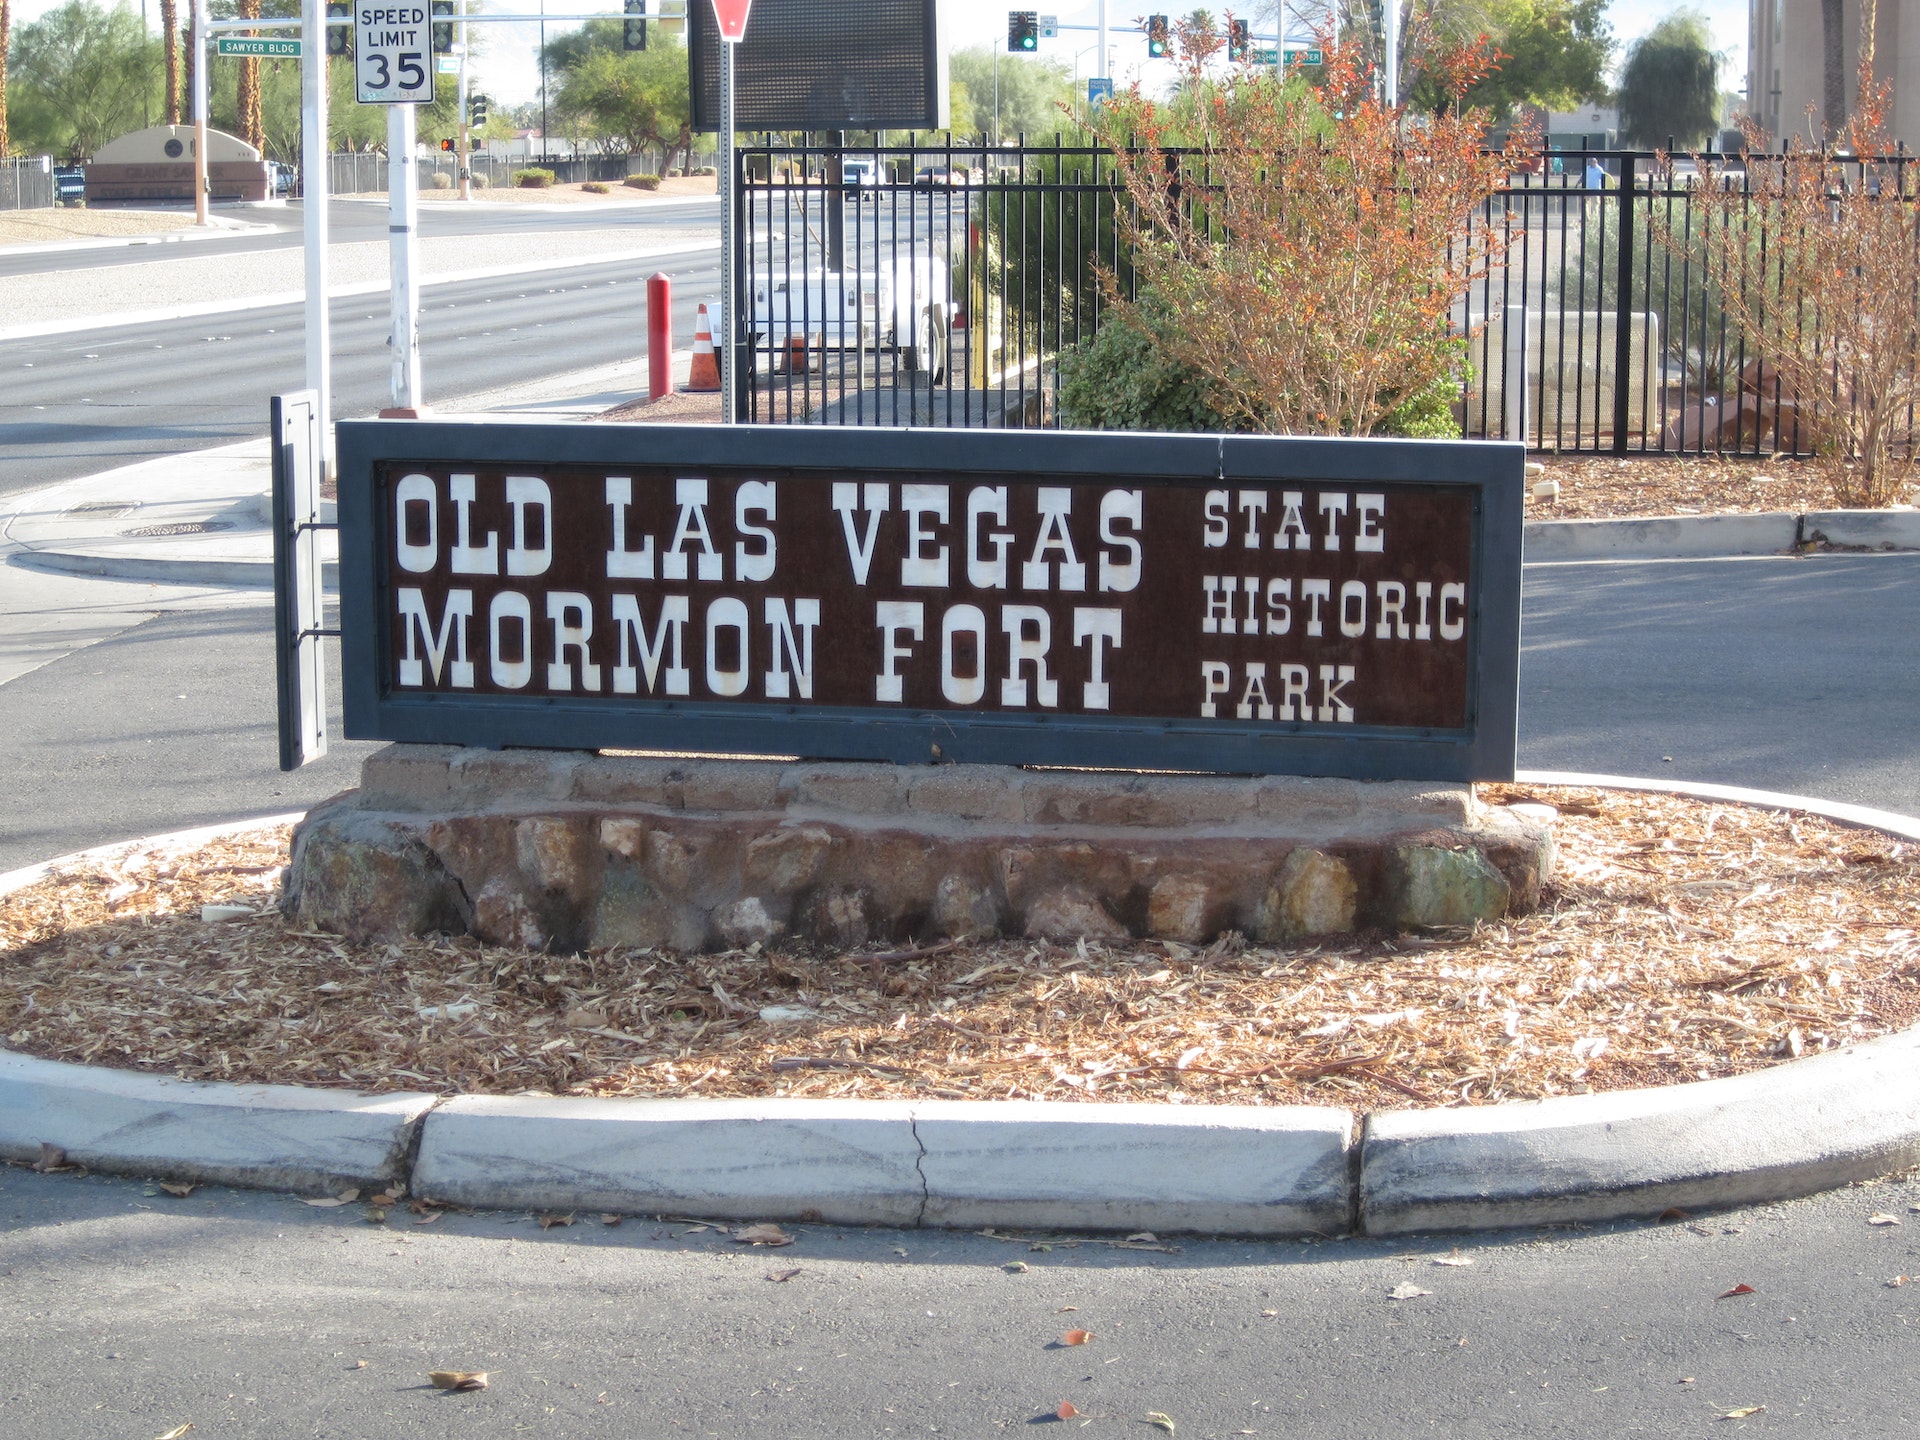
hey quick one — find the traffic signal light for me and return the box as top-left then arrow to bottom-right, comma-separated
440,137 -> 454,151
1007,10 -> 1038,51
468,94 -> 488,127
623,0 -> 648,50
1146,14 -> 1168,57
1227,18 -> 1249,60
431,0 -> 454,55
325,0 -> 350,57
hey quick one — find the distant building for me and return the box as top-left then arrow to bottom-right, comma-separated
1544,104 -> 1619,150
1748,0 -> 1920,149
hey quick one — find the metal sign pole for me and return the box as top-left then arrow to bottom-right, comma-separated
457,0 -> 472,200
719,37 -> 736,424
192,0 -> 210,224
387,102 -> 423,411
301,0 -> 333,478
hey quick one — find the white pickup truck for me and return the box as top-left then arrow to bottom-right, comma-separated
750,254 -> 952,382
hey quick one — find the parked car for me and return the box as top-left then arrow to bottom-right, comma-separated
751,253 -> 954,382
52,166 -> 84,205
911,164 -> 970,191
840,157 -> 878,201
270,162 -> 297,198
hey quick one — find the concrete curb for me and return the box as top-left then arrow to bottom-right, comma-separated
1522,512 -> 1799,560
1802,509 -> 1920,551
5,785 -> 1920,1232
1360,1027 -> 1920,1234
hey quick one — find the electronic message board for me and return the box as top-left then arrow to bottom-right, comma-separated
336,424 -> 1522,781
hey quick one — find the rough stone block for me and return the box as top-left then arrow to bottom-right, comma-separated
1023,886 -> 1129,941
783,764 -> 910,816
1392,845 -> 1511,928
570,755 -> 683,809
794,886 -> 876,947
358,743 -> 459,810
1146,874 -> 1224,942
676,761 -> 788,814
471,875 -> 548,950
599,817 -> 647,859
907,769 -> 1026,823
283,809 -> 465,941
590,864 -> 706,951
644,827 -> 726,898
1257,849 -> 1358,941
715,896 -> 784,948
743,825 -> 836,895
931,873 -> 1002,939
516,816 -> 594,899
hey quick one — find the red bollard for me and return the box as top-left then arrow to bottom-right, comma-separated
647,272 -> 672,401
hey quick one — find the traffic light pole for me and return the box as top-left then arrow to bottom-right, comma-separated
457,0 -> 471,200
386,103 -> 424,414
192,0 -> 209,224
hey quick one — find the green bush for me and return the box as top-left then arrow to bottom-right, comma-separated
428,171 -> 453,190
512,168 -> 556,188
582,181 -> 611,194
1057,297 -> 1222,432
472,173 -> 490,189
623,173 -> 662,190
1378,339 -> 1472,439
697,165 -> 717,176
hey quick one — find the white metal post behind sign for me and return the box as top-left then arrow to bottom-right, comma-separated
192,0 -> 209,223
711,0 -> 750,423
356,0 -> 433,413
302,0 -> 333,477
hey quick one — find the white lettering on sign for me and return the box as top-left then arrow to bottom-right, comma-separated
386,471 -> 1475,733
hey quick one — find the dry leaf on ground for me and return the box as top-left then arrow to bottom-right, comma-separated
428,1370 -> 489,1391
1432,1252 -> 1475,1267
600,1213 -> 623,1226
1146,1413 -> 1177,1434
1005,1261 -> 1031,1273
1059,1328 -> 1092,1346
733,1222 -> 793,1246
154,1426 -> 195,1440
1388,1282 -> 1432,1299
303,1189 -> 360,1208
157,1182 -> 195,1198
765,1267 -> 802,1282
1055,1402 -> 1081,1419
1867,1211 -> 1903,1226
537,1212 -> 575,1230
33,1143 -> 68,1172
1718,1405 -> 1765,1419
1716,1284 -> 1757,1299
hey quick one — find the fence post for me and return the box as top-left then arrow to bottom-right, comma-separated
1612,154 -> 1636,455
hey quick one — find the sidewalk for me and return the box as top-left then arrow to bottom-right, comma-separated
1,349 -> 693,589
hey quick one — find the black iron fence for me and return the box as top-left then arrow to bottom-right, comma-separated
326,151 -> 645,195
735,137 -> 1904,454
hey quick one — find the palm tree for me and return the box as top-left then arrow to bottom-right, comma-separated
237,0 -> 262,150
1,0 -> 12,157
1821,0 -> 1845,139
161,0 -> 178,124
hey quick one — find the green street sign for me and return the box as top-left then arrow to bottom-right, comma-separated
1283,45 -> 1324,64
218,36 -> 302,56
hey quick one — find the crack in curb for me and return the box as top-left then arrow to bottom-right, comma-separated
907,1111 -> 930,1228
394,1096 -> 448,1197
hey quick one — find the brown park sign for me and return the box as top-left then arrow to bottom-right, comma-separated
334,423 -> 1523,781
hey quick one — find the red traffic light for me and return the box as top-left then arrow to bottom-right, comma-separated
440,138 -> 455,152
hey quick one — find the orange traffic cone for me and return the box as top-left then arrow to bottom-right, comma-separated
685,299 -> 721,392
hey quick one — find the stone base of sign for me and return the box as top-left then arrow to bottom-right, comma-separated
282,746 -> 1554,953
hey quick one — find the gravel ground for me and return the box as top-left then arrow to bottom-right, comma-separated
0,206 -> 204,247
0,225 -> 713,329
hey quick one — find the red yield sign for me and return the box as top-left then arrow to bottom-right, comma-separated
711,0 -> 750,41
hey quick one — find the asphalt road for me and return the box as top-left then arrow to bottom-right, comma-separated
0,195 -> 719,280
2,1163 -> 1917,1439
0,247 -> 721,498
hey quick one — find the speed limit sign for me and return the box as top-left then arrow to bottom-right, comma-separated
355,1 -> 434,104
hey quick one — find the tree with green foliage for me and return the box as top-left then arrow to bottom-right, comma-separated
10,0 -> 161,161
1617,10 -> 1718,149
1434,0 -> 1611,118
946,46 -> 1071,139
550,27 -> 691,168
2,0 -> 14,155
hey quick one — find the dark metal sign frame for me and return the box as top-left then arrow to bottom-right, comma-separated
335,422 -> 1523,782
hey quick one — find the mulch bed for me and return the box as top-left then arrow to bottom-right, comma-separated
3,784 -> 1915,1112
1528,453 -> 1912,520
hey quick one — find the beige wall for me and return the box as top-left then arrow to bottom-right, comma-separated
1750,0 -> 1917,148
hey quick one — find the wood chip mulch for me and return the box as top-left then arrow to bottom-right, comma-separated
3,784 -> 1916,1113
1527,453 -> 1913,520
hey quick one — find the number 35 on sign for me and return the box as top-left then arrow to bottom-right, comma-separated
356,2 -> 433,104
